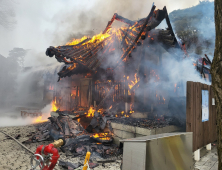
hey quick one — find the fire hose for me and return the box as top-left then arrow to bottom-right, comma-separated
30,140 -> 91,170
0,130 -> 64,170
0,130 -> 91,170
0,130 -> 35,155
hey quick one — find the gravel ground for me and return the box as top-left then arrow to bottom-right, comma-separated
0,124 -> 121,170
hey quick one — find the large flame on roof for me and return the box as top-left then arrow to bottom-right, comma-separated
66,36 -> 88,46
66,30 -> 114,46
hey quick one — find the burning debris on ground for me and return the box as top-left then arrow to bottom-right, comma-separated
22,110 -> 122,162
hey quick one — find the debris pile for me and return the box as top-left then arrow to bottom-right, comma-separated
23,111 -> 122,160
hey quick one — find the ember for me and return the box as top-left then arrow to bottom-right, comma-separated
92,133 -> 111,141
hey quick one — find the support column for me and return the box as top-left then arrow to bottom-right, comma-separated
194,149 -> 200,161
206,143 -> 211,151
124,56 -> 129,114
125,103 -> 129,113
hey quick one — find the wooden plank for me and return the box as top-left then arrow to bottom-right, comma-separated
196,82 -> 203,150
187,82 -> 217,151
200,83 -> 204,148
193,82 -> 197,151
186,81 -> 192,132
194,82 -> 198,151
208,85 -> 212,144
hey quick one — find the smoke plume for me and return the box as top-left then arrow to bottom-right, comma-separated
0,0 -> 214,126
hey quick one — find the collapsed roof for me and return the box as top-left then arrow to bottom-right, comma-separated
46,5 -> 183,80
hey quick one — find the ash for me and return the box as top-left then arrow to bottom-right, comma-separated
110,116 -> 183,129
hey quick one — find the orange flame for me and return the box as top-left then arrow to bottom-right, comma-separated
51,99 -> 58,112
128,73 -> 139,89
85,106 -> 95,117
33,100 -> 57,124
66,30 -> 114,46
92,133 -> 111,140
49,85 -> 54,90
129,110 -> 134,114
66,36 -> 88,46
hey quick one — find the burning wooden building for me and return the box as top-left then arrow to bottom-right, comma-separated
45,5 -> 186,115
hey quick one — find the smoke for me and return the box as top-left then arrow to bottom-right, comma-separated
40,103 -> 52,121
0,116 -> 35,127
0,103 -> 51,127
169,1 -> 215,58
0,0 -> 214,58
0,0 -> 215,121
14,62 -> 64,107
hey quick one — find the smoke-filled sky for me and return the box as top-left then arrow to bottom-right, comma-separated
0,0 -> 214,67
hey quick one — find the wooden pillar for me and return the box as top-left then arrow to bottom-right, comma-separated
125,57 -> 129,113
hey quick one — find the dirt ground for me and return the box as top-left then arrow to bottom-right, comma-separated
0,124 -> 121,170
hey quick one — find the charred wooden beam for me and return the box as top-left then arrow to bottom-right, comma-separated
164,6 -> 180,49
81,43 -> 103,61
204,54 -> 212,65
120,30 -> 137,41
49,47 -> 94,72
103,13 -> 135,34
85,45 -> 105,66
159,29 -> 172,36
117,5 -> 156,64
162,39 -> 175,46
65,43 -> 97,58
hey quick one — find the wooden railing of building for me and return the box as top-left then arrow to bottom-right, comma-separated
186,81 -> 217,152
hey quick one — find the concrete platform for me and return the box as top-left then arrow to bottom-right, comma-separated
110,122 -> 183,145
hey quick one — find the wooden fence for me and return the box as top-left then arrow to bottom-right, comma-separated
186,81 -> 217,152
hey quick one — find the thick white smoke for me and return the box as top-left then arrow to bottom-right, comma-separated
0,0 -> 214,126
0,103 -> 51,127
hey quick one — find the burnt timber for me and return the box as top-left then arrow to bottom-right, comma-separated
45,6 -> 186,111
